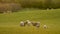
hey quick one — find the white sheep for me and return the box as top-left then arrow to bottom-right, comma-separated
43,24 -> 47,29
20,21 -> 25,26
26,20 -> 31,26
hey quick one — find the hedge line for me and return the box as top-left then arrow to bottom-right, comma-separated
0,0 -> 60,13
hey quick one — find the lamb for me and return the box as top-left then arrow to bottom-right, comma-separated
26,20 -> 31,26
20,21 -> 25,26
43,24 -> 47,29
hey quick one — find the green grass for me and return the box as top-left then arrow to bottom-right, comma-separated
0,9 -> 60,34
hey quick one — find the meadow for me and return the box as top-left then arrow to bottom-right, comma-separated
0,9 -> 60,34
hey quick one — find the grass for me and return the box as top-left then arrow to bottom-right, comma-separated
0,9 -> 60,34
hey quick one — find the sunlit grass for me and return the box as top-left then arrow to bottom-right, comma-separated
0,9 -> 60,34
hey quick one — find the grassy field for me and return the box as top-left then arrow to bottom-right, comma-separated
0,9 -> 60,34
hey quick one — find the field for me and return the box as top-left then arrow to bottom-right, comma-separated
0,9 -> 60,34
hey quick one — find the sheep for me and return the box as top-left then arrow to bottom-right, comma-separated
20,21 -> 25,27
36,22 -> 40,28
43,24 -> 47,29
31,21 -> 40,28
20,20 -> 41,28
25,20 -> 31,26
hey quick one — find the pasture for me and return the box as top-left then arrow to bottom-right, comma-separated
0,9 -> 60,34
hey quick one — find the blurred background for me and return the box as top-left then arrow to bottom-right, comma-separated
0,0 -> 60,13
